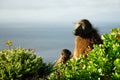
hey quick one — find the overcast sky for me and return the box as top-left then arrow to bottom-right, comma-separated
0,0 -> 120,25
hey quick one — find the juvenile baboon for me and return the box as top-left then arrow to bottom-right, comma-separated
73,19 -> 103,58
55,49 -> 72,66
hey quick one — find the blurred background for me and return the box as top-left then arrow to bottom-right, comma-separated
0,0 -> 120,62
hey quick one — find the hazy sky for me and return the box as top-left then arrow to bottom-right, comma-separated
0,0 -> 120,25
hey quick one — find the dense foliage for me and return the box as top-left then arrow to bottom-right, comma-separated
0,48 -> 53,80
49,27 -> 120,80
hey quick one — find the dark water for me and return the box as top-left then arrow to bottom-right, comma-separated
0,23 -> 119,62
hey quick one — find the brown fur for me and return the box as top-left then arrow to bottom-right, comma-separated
73,19 -> 103,58
117,35 -> 120,40
55,49 -> 71,66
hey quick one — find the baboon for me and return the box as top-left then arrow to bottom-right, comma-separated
73,19 -> 103,58
55,49 -> 72,66
54,49 -> 72,80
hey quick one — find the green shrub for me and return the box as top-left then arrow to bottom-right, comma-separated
0,48 -> 53,80
49,27 -> 120,80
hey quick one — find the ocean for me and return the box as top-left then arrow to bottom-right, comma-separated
0,23 -> 119,62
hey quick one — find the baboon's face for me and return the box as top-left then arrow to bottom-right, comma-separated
73,19 -> 92,36
73,22 -> 85,36
60,52 -> 69,60
61,52 -> 67,60
60,49 -> 71,61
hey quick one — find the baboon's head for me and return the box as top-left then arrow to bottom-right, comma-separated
73,19 -> 93,36
60,49 -> 71,63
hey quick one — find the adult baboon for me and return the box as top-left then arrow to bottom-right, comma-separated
73,19 -> 103,58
